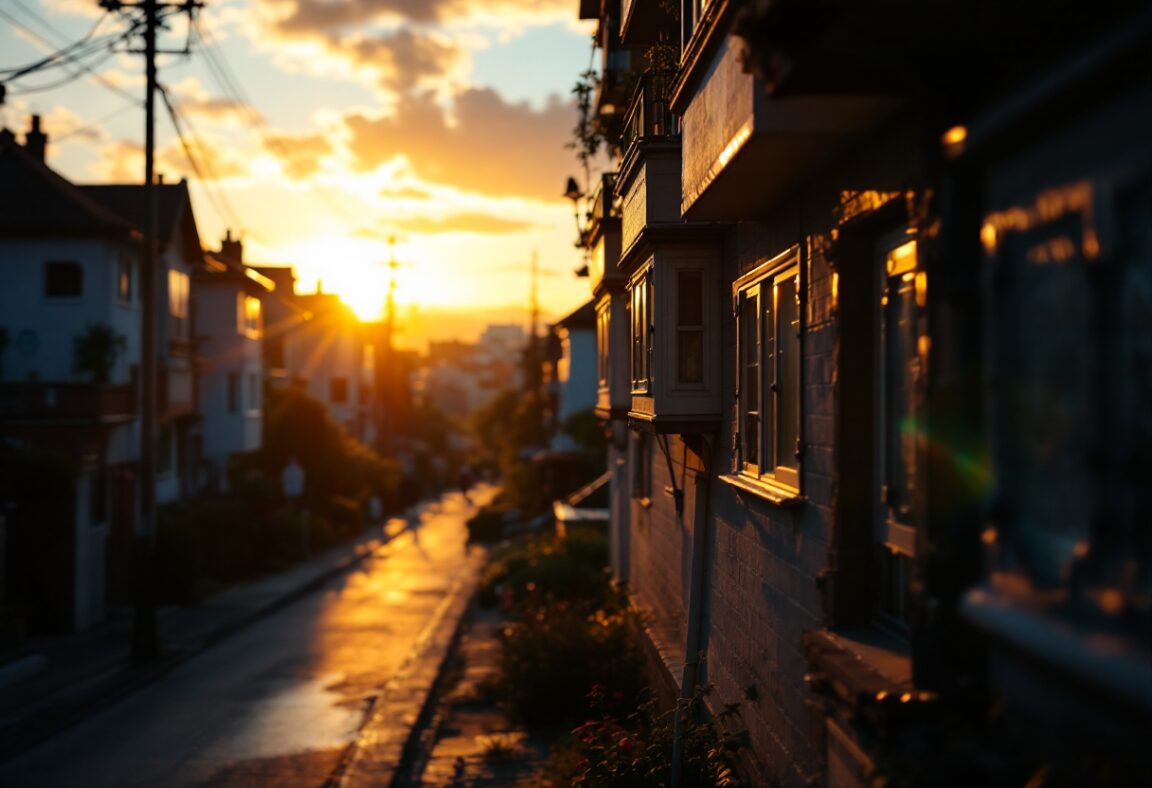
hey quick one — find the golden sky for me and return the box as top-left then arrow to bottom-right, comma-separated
0,0 -> 602,346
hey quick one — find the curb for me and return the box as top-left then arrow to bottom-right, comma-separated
334,548 -> 488,788
0,524 -> 403,763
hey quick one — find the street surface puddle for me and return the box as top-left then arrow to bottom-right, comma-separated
208,672 -> 363,762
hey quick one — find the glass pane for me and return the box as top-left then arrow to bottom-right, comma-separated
884,273 -> 917,515
741,292 -> 759,468
775,275 -> 799,471
677,270 -> 703,326
678,329 -> 703,383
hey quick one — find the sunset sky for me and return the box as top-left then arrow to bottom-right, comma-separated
0,0 -> 601,347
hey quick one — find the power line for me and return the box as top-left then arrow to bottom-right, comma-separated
190,16 -> 364,229
0,7 -> 141,104
53,101 -> 139,142
157,80 -> 244,232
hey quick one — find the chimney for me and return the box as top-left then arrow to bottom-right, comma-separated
220,229 -> 243,263
24,115 -> 47,162
157,173 -> 165,185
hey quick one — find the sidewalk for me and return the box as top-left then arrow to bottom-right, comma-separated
0,492 -> 466,763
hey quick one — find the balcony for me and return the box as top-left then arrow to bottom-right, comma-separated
621,0 -> 676,45
0,382 -> 135,424
618,70 -> 683,258
585,172 -> 625,295
678,39 -> 901,220
159,363 -> 196,420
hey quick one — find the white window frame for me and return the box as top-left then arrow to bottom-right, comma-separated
733,247 -> 802,492
629,265 -> 654,394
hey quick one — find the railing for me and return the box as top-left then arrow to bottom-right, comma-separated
589,172 -> 619,226
0,382 -> 135,422
623,70 -> 680,155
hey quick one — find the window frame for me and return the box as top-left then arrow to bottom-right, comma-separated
872,232 -> 922,636
732,247 -> 803,492
629,265 -> 654,394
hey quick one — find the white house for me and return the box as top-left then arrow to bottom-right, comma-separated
79,179 -> 206,504
0,121 -> 141,632
194,232 -> 273,490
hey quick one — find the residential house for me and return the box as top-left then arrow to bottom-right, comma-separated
0,120 -> 139,631
284,286 -> 374,444
576,1 -> 1151,784
548,300 -> 597,452
80,178 -> 206,504
194,233 -> 274,490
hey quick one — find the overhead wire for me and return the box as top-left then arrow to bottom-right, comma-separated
0,7 -> 141,104
157,80 -> 245,233
190,15 -> 364,228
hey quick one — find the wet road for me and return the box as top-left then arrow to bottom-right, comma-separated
0,492 -> 483,788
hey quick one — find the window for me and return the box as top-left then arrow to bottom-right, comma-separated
630,266 -> 654,393
168,269 -> 189,339
330,377 -> 348,403
227,371 -> 240,413
676,270 -> 704,384
45,261 -> 83,298
117,256 -> 133,305
237,293 -> 262,339
597,301 -> 610,389
873,236 -> 921,634
734,249 -> 801,489
248,372 -> 261,412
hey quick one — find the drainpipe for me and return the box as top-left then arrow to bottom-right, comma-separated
671,436 -> 713,787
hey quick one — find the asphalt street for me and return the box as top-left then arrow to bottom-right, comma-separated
0,492 -> 481,788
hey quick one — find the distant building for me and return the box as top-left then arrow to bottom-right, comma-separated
195,233 -> 274,490
412,323 -> 527,420
549,301 -> 597,452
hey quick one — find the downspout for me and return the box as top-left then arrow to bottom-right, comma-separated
671,434 -> 713,787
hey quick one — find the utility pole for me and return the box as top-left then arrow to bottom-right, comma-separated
99,0 -> 201,661
378,235 -> 399,454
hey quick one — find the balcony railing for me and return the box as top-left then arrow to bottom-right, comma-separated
623,70 -> 680,155
0,382 -> 135,423
589,172 -> 619,227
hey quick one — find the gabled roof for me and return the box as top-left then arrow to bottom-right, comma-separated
553,299 -> 596,330
0,129 -> 140,241
199,249 -> 275,293
79,181 -> 205,264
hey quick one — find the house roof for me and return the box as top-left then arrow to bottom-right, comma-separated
0,129 -> 140,241
199,249 -> 276,293
79,181 -> 205,264
553,299 -> 596,330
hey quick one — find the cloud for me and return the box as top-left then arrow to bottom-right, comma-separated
345,28 -> 465,92
345,88 -> 574,199
261,0 -> 570,35
391,212 -> 538,234
262,132 -> 333,179
379,184 -> 432,199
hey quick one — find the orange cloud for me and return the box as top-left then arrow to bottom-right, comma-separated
262,132 -> 333,179
345,88 -> 574,199
393,213 -> 539,234
261,0 -> 569,34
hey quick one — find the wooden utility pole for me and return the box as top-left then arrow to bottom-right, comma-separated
99,0 -> 201,661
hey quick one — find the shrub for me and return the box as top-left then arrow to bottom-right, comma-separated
539,688 -> 747,787
479,528 -> 613,612
496,602 -> 647,726
467,504 -> 510,545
